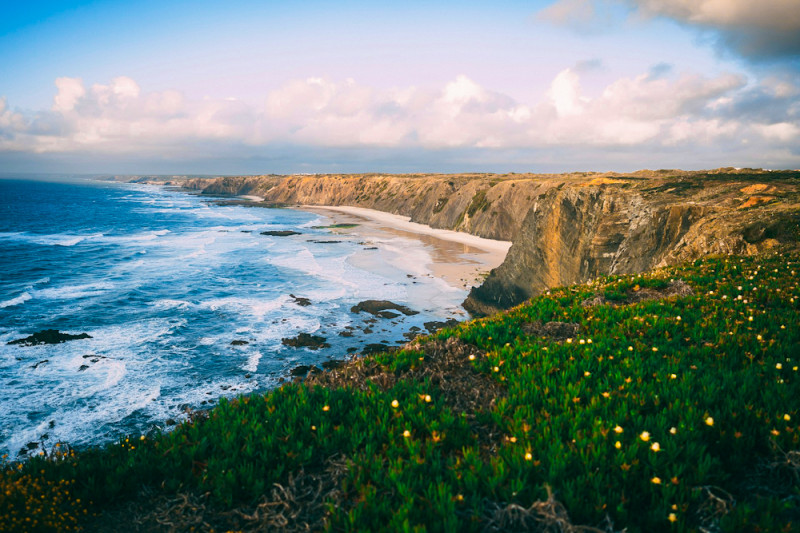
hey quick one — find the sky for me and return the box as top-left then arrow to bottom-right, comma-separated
1,0 -> 799,174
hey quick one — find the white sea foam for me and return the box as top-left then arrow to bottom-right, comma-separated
243,350 -> 262,372
0,292 -> 31,308
36,281 -> 117,300
0,231 -> 104,247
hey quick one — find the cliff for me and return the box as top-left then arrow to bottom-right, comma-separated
170,169 -> 800,315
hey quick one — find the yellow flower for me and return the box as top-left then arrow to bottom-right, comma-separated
424,395 -> 432,403
705,416 -> 714,426
776,363 -> 783,369
602,392 -> 610,398
650,442 -> 661,452
651,476 -> 662,484
652,347 -> 658,352
468,354 -> 476,361
669,427 -> 677,435
140,435 -> 145,441
391,399 -> 399,408
524,452 -> 533,461
509,436 -> 517,443
566,338 -> 573,344
676,316 -> 681,321
640,431 -> 650,441
628,346 -> 634,351
493,366 -> 500,373
579,339 -> 586,345
322,405 -> 330,412
584,371 -> 591,377
669,373 -> 677,380
311,425 -> 316,431
784,414 -> 791,421
403,430 -> 411,438
771,429 -> 780,436
668,513 -> 677,523
614,425 -> 624,434
615,441 -> 622,449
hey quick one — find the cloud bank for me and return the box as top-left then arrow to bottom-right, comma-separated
540,0 -> 800,62
1,68 -> 799,172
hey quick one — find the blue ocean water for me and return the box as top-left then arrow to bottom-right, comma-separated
0,177 -> 465,459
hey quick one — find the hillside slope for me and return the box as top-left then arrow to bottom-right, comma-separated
3,252 -> 799,532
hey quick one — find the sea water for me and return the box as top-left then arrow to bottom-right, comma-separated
0,176 -> 466,460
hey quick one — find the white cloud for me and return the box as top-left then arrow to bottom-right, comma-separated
0,69 -> 798,169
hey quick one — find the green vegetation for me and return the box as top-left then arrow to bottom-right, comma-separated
2,253 -> 799,531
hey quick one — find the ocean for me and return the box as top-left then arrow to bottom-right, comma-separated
0,176 -> 467,460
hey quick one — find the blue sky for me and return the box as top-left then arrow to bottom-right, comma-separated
1,0 -> 799,174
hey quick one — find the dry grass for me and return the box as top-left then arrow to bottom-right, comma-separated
86,455 -> 348,532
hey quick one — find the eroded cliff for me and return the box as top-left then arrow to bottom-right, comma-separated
153,169 -> 800,315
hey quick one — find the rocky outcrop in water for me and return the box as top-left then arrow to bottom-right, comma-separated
351,300 -> 419,319
8,329 -> 92,346
282,333 -> 330,349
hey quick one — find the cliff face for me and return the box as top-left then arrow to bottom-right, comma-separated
464,175 -> 800,314
190,174 -> 563,241
175,170 -> 800,315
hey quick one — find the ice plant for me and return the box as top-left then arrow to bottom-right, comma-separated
705,417 -> 714,426
640,431 -> 650,441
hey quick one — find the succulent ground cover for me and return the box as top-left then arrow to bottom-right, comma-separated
2,253 -> 799,532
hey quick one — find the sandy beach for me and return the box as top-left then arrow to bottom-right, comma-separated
300,205 -> 512,291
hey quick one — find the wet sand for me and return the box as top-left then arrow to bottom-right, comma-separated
300,205 -> 511,291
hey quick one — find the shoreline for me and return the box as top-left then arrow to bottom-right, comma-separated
298,205 -> 512,292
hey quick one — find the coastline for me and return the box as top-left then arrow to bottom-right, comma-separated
299,205 -> 512,292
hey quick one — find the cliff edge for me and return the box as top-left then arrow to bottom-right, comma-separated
126,169 -> 800,315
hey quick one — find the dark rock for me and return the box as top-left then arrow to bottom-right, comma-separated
282,333 -> 330,349
165,418 -> 176,426
339,331 -> 354,337
423,319 -> 460,333
350,300 -> 419,318
31,359 -> 49,370
311,223 -> 358,229
321,359 -> 345,370
261,230 -> 301,237
289,294 -> 312,307
361,343 -> 391,355
409,326 -> 421,332
346,347 -> 358,353
78,364 -> 89,372
291,364 -> 321,377
244,374 -> 252,379
363,327 -> 373,334
8,329 -> 92,346
231,340 -> 249,346
308,239 -> 343,244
